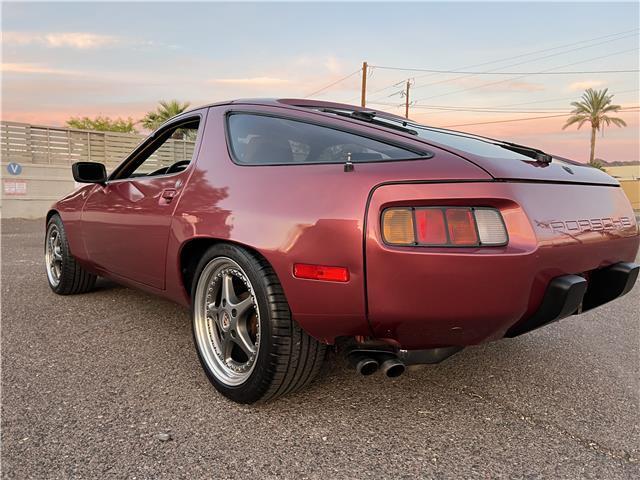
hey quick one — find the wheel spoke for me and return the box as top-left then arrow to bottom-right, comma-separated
221,334 -> 235,362
232,295 -> 254,318
221,273 -> 238,304
234,323 -> 257,356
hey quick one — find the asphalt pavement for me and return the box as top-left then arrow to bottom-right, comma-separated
1,219 -> 639,479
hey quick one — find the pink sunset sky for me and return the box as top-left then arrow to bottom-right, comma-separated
2,1 -> 639,163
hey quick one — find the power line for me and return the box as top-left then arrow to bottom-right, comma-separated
370,101 -> 639,116
438,108 -> 639,128
304,68 -> 361,98
412,47 -> 640,103
370,88 -> 639,112
370,66 -> 639,75
368,102 -> 575,113
363,29 -> 639,102
407,33 -> 639,94
482,88 -> 639,109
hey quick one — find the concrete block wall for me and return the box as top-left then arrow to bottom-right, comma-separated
2,163 -> 76,218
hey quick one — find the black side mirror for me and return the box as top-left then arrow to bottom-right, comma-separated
72,162 -> 107,184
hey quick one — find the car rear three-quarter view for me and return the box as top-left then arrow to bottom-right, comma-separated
45,98 -> 640,404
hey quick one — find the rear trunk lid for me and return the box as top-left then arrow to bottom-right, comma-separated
411,126 -> 619,186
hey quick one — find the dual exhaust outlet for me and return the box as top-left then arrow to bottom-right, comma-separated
348,352 -> 405,378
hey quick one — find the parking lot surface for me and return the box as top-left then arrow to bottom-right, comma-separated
1,218 -> 639,479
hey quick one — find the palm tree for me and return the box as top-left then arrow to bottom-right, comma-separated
562,88 -> 626,165
141,100 -> 191,131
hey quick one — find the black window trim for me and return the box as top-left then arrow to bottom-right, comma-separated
223,110 -> 434,167
108,112 -> 204,182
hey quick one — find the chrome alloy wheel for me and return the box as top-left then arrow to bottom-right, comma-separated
194,257 -> 261,386
45,223 -> 63,287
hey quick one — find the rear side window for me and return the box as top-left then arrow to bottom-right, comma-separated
227,113 -> 424,165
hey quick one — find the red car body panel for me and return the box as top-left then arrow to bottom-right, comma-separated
366,181 -> 638,348
51,99 -> 640,348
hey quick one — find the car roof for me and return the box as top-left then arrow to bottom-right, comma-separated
182,98 -> 409,122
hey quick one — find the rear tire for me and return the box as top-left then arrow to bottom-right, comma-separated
45,215 -> 97,295
191,243 -> 326,404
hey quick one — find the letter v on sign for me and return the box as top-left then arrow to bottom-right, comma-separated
7,163 -> 23,176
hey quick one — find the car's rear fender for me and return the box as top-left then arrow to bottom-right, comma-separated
163,104 -> 494,344
364,181 -> 639,349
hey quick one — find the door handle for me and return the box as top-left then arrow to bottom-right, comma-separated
160,188 -> 177,204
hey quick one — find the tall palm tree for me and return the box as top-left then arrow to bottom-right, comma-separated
141,100 -> 191,131
562,88 -> 626,165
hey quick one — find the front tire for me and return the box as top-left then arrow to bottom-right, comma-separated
191,244 -> 326,403
45,215 -> 97,295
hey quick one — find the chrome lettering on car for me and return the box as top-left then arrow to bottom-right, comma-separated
551,217 -> 633,232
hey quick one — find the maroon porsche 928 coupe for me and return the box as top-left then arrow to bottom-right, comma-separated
46,98 -> 639,403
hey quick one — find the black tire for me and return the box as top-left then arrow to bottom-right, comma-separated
191,243 -> 326,404
45,214 -> 97,295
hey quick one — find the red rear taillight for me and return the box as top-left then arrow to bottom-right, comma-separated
445,208 -> 479,246
381,207 -> 507,247
414,209 -> 447,244
293,263 -> 350,282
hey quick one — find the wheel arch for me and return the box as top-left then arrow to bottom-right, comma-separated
179,236 -> 275,300
46,209 -> 59,225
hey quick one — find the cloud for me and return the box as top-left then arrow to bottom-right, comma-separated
505,81 -> 545,92
323,56 -> 342,74
295,54 -> 343,74
568,80 -> 604,92
2,31 -> 119,49
210,77 -> 290,86
44,33 -> 118,49
0,63 -> 77,75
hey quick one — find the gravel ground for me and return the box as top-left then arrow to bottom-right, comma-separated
1,219 -> 639,479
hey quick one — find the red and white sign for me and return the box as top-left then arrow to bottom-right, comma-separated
3,181 -> 27,195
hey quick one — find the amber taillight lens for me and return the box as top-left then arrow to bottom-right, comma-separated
381,207 -> 507,247
381,208 -> 415,245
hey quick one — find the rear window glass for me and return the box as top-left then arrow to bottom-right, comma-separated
414,128 -> 533,160
306,107 -> 541,161
227,113 -> 423,165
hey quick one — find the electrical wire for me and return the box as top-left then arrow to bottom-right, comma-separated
370,67 -> 639,75
370,85 -> 638,113
304,69 -> 361,98
362,29 -> 639,101
412,47 -> 640,103
438,108 -> 639,128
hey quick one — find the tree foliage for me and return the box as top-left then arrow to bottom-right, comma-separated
589,159 -> 606,171
141,100 -> 191,131
66,116 -> 137,133
562,88 -> 627,164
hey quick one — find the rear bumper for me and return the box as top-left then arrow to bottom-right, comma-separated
365,181 -> 639,349
505,262 -> 639,337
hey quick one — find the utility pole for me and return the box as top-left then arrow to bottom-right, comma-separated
404,79 -> 411,119
360,61 -> 368,108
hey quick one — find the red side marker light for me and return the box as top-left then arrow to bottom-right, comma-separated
293,263 -> 349,282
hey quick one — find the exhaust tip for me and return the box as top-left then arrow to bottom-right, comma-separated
381,358 -> 405,378
355,357 -> 379,376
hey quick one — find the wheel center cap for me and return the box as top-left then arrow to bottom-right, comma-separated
220,311 -> 231,330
